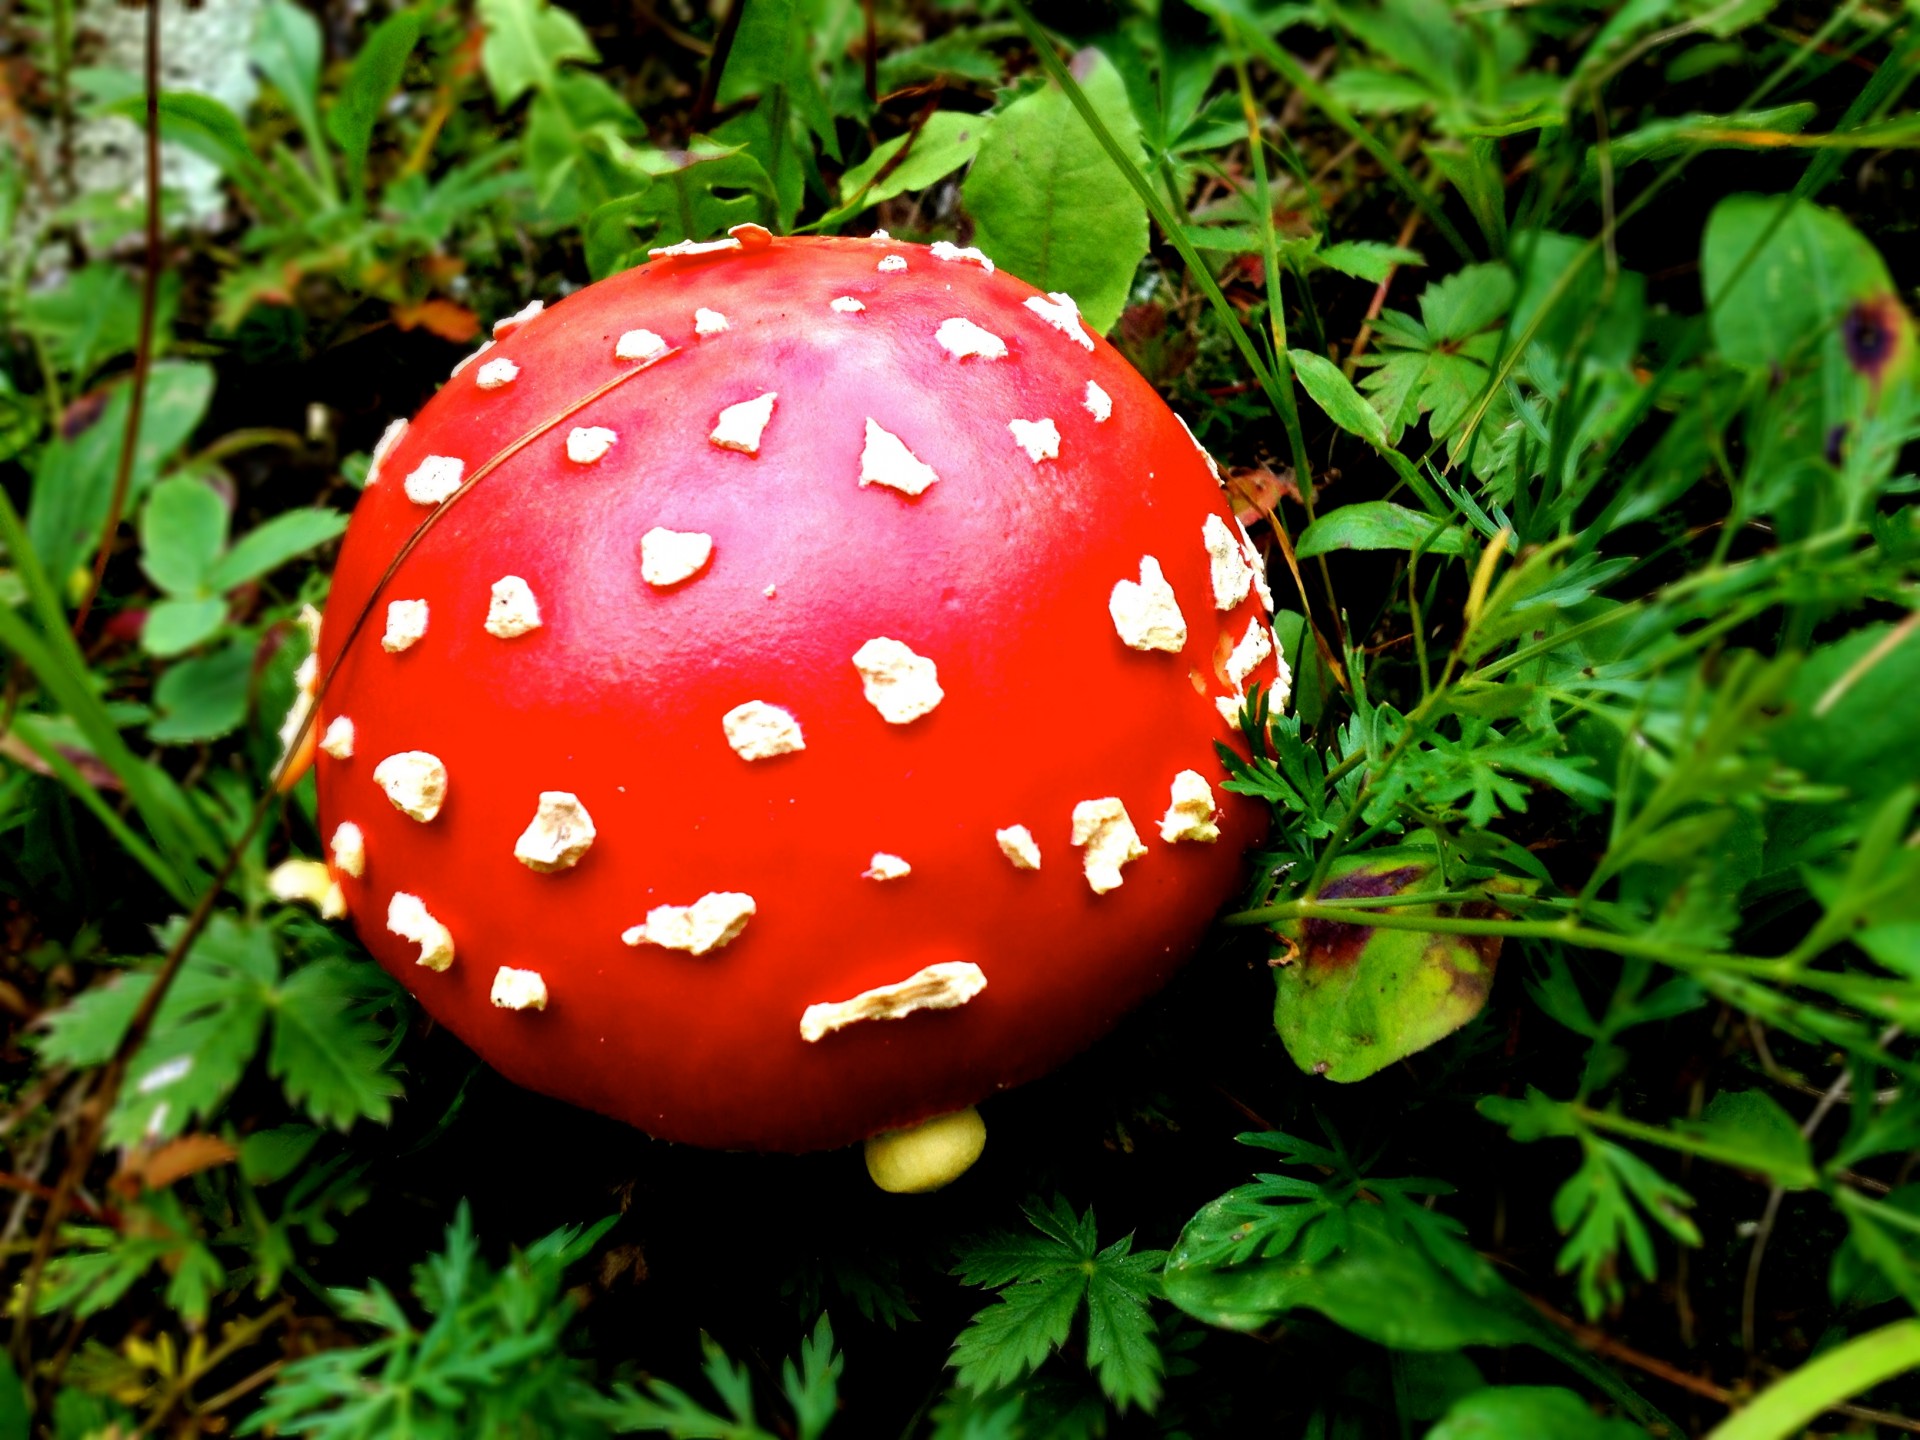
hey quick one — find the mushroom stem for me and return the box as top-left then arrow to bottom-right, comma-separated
863,1106 -> 987,1193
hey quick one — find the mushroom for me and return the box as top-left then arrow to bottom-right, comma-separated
302,232 -> 1286,1179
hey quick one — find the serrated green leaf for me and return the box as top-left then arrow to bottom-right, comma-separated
269,959 -> 402,1130
951,1270 -> 1086,1395
964,50 -> 1148,334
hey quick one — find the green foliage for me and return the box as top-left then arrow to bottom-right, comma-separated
7,0 -> 1920,1434
242,1204 -> 617,1438
950,1197 -> 1166,1413
591,1315 -> 843,1439
963,53 -> 1149,334
38,913 -> 403,1143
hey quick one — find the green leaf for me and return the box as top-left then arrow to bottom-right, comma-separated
205,507 -> 346,593
1702,194 -> 1892,369
1271,854 -> 1505,1082
1679,1091 -> 1816,1190
326,7 -> 421,189
38,970 -> 154,1069
964,49 -> 1149,334
0,1353 -> 28,1440
1315,239 -> 1425,283
1595,104 -> 1815,175
1295,501 -> 1473,559
582,145 -> 774,279
16,263 -> 145,382
141,598 -> 227,658
108,915 -> 279,1145
715,0 -> 836,157
148,637 -> 254,743
476,0 -> 597,108
252,0 -> 325,154
1290,348 -> 1389,448
837,111 -> 986,209
27,361 -> 216,595
139,475 -> 227,597
1705,1320 -> 1920,1440
951,1198 -> 1166,1411
1429,1386 -> 1649,1439
269,959 -> 402,1130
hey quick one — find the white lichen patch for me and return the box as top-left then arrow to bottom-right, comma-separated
1160,769 -> 1222,844
830,295 -> 866,313
330,821 -> 365,878
514,791 -> 596,872
622,891 -> 756,955
491,966 -> 548,1010
1008,417 -> 1060,463
382,599 -> 429,653
475,357 -> 519,390
373,751 -> 447,822
650,236 -> 742,259
1071,797 -> 1148,895
388,892 -> 454,971
1108,557 -> 1188,653
640,528 -> 713,587
616,328 -> 668,362
1177,413 -> 1223,484
366,418 -> 407,486
1237,518 -> 1275,612
930,240 -> 995,273
860,419 -> 939,496
799,961 -> 987,1043
722,701 -> 805,760
877,254 -> 908,273
485,576 -> 543,638
935,316 -> 1007,360
1204,513 -> 1256,611
1224,615 -> 1274,690
268,858 -> 345,919
863,852 -> 912,881
852,638 -> 944,724
1084,380 -> 1112,423
694,307 -> 730,336
319,715 -> 355,760
403,455 -> 464,506
1024,291 -> 1094,350
493,300 -> 543,339
995,825 -> 1041,871
710,392 -> 777,454
567,426 -> 617,464
449,341 -> 493,380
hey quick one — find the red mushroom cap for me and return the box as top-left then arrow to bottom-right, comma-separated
313,233 -> 1285,1152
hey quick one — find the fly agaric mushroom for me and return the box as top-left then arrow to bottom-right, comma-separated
302,231 -> 1287,1184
